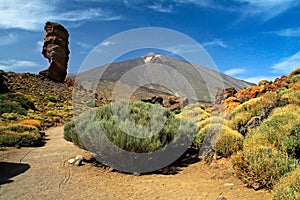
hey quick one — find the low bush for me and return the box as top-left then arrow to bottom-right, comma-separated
0,93 -> 35,110
64,101 -> 197,154
279,88 -> 300,105
176,103 -> 210,123
214,126 -> 243,157
0,102 -> 27,115
0,124 -> 42,146
232,146 -> 298,190
258,79 -> 270,86
282,123 -> 300,159
228,92 -> 278,132
196,116 -> 225,130
288,67 -> 300,77
244,105 -> 300,154
194,123 -> 243,157
19,119 -> 41,129
63,120 -> 84,148
272,168 -> 300,200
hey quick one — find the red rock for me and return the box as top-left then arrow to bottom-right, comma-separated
39,22 -> 69,83
215,87 -> 237,104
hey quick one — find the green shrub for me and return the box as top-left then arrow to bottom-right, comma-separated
176,103 -> 210,123
282,123 -> 300,159
194,123 -> 243,157
196,116 -> 225,130
232,146 -> 298,189
272,168 -> 300,200
288,68 -> 300,77
228,92 -> 278,132
214,126 -> 243,157
64,101 -> 197,154
0,102 -> 27,115
63,120 -> 84,148
258,79 -> 270,86
244,105 -> 300,154
0,125 -> 42,146
280,89 -> 300,105
0,93 -> 35,110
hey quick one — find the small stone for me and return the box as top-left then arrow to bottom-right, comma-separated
216,197 -> 227,200
68,158 -> 75,164
74,159 -> 83,166
224,183 -> 234,186
133,172 -> 141,176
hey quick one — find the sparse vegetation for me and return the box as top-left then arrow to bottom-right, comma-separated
214,126 -> 243,157
233,146 -> 298,189
0,124 -> 42,146
0,93 -> 35,110
0,102 -> 27,115
272,168 -> 300,200
227,92 -> 279,133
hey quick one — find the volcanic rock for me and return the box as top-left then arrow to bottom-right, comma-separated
164,96 -> 189,110
0,70 -> 9,94
215,87 -> 237,104
141,95 -> 163,105
39,21 -> 69,82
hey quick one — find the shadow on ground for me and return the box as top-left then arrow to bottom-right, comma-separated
0,162 -> 30,185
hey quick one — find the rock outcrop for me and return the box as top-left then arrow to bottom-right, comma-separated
0,70 -> 9,94
141,95 -> 188,110
141,95 -> 163,105
164,96 -> 189,110
39,21 -> 69,82
215,87 -> 237,104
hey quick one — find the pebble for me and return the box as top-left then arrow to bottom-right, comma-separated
216,197 -> 227,200
68,158 -> 75,164
74,159 -> 83,166
224,183 -> 234,186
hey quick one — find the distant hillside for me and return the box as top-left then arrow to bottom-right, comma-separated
69,53 -> 253,104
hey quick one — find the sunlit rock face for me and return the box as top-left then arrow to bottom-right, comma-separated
39,21 -> 69,83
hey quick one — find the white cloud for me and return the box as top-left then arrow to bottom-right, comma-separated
272,27 -> 300,37
235,0 -> 299,20
0,59 -> 40,72
76,41 -> 95,49
0,33 -> 18,46
172,0 -> 299,20
224,68 -> 246,76
243,75 -> 277,84
101,41 -> 116,46
202,39 -> 227,48
272,51 -> 300,74
148,3 -> 174,13
36,41 -> 43,52
173,0 -> 211,7
0,0 -> 121,31
165,44 -> 200,54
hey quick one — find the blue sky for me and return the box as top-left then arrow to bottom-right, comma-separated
0,0 -> 300,83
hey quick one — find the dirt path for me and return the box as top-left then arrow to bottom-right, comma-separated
0,126 -> 270,200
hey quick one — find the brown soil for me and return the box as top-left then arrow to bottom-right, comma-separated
0,127 -> 270,200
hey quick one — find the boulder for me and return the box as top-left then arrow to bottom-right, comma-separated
39,22 -> 69,83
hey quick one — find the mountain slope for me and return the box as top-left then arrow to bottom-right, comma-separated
70,53 -> 253,103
